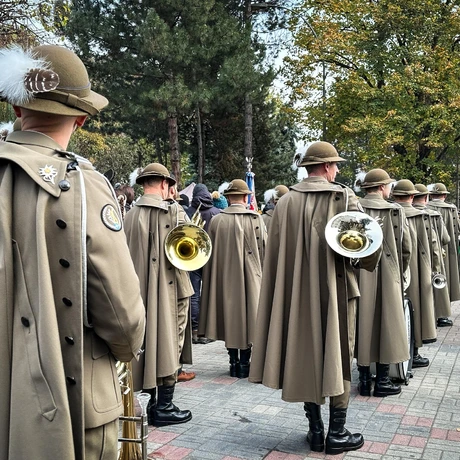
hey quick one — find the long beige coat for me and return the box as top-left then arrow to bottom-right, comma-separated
262,208 -> 274,233
400,203 -> 437,347
0,131 -> 145,460
249,177 -> 379,403
427,199 -> 460,301
198,205 -> 266,348
124,195 -> 194,390
414,204 -> 451,318
356,194 -> 411,365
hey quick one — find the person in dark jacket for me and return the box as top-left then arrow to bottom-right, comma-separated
186,184 -> 221,343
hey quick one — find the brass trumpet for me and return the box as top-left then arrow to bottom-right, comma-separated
432,272 -> 447,289
164,205 -> 212,271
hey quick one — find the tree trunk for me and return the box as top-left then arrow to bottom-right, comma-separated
168,113 -> 181,187
196,104 -> 204,183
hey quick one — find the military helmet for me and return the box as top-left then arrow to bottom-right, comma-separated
224,179 -> 252,195
136,163 -> 176,186
274,184 -> 289,199
360,169 -> 394,189
392,179 -> 418,196
0,45 -> 108,116
297,141 -> 346,167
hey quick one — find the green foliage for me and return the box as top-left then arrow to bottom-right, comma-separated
285,0 -> 460,190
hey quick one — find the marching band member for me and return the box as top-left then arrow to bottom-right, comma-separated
249,142 -> 380,456
199,179 -> 266,378
392,180 -> 436,367
413,185 -> 451,327
355,169 -> 411,397
427,183 -> 460,327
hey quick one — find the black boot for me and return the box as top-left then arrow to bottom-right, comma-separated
437,317 -> 453,327
238,347 -> 251,378
325,407 -> 364,455
143,388 -> 157,426
357,365 -> 372,396
227,348 -> 239,377
304,402 -> 325,452
412,347 -> 429,368
374,363 -> 401,397
152,384 -> 192,426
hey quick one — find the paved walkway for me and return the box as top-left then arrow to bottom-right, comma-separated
134,301 -> 460,460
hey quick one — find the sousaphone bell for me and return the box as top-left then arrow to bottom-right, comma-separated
325,211 -> 383,258
165,206 -> 212,271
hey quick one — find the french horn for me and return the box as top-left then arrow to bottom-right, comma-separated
325,211 -> 383,258
164,205 -> 212,271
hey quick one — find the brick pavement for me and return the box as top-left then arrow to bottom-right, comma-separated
128,301 -> 460,460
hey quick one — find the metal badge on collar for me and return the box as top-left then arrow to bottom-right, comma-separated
101,204 -> 122,231
38,164 -> 58,184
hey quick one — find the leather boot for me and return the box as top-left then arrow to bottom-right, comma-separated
374,363 -> 401,397
357,365 -> 372,396
238,347 -> 251,378
152,384 -> 192,426
304,402 -> 325,452
325,406 -> 364,455
412,347 -> 429,368
227,348 -> 239,377
143,388 -> 157,426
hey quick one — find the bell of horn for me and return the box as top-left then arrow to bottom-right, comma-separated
165,223 -> 212,271
325,211 -> 383,258
432,272 -> 447,289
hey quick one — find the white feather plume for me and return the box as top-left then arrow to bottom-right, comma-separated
0,121 -> 14,140
218,182 -> 229,195
426,183 -> 435,192
129,167 -> 143,187
354,171 -> 367,192
0,46 -> 52,105
264,189 -> 277,204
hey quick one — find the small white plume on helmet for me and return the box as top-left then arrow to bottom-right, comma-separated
354,171 -> 367,193
218,182 -> 230,195
264,189 -> 277,204
129,167 -> 143,187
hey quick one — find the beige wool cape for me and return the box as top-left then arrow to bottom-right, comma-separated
124,195 -> 194,390
249,177 -> 379,403
356,194 -> 411,366
262,208 -> 274,233
414,204 -> 451,318
0,131 -> 146,460
198,204 -> 267,349
400,203 -> 437,347
427,199 -> 460,301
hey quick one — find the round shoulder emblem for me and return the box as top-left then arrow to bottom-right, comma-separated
101,204 -> 122,232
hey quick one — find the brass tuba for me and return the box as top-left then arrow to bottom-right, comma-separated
325,211 -> 383,258
165,205 -> 212,271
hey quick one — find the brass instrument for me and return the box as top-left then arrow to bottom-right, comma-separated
432,272 -> 447,289
325,211 -> 383,258
165,205 -> 212,271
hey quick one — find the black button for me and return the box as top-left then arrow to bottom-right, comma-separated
253,216 -> 257,219
337,273 -> 342,278
256,226 -> 259,229
164,210 -> 168,214
62,297 -> 72,307
393,211 -> 398,216
248,251 -> 252,254
65,336 -> 75,345
257,236 -> 259,239
168,266 -> 172,270
386,253 -> 391,257
152,258 -> 156,262
169,281 -> 173,285
56,219 -> 67,229
21,317 -> 30,327
59,259 -> 70,268
59,180 -> 71,191
335,197 -> 340,201
166,225 -> 170,228
66,376 -> 77,385
394,225 -> 398,228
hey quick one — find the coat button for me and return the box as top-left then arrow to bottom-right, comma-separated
63,297 -> 72,307
65,336 -> 75,345
164,210 -> 168,214
56,219 -> 67,229
59,258 -> 70,268
152,258 -> 156,262
59,180 -> 71,191
66,376 -> 77,385
256,226 -> 259,229
335,197 -> 340,201
248,251 -> 252,254
166,224 -> 170,228
169,281 -> 173,285
337,273 -> 342,278
21,317 -> 30,327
